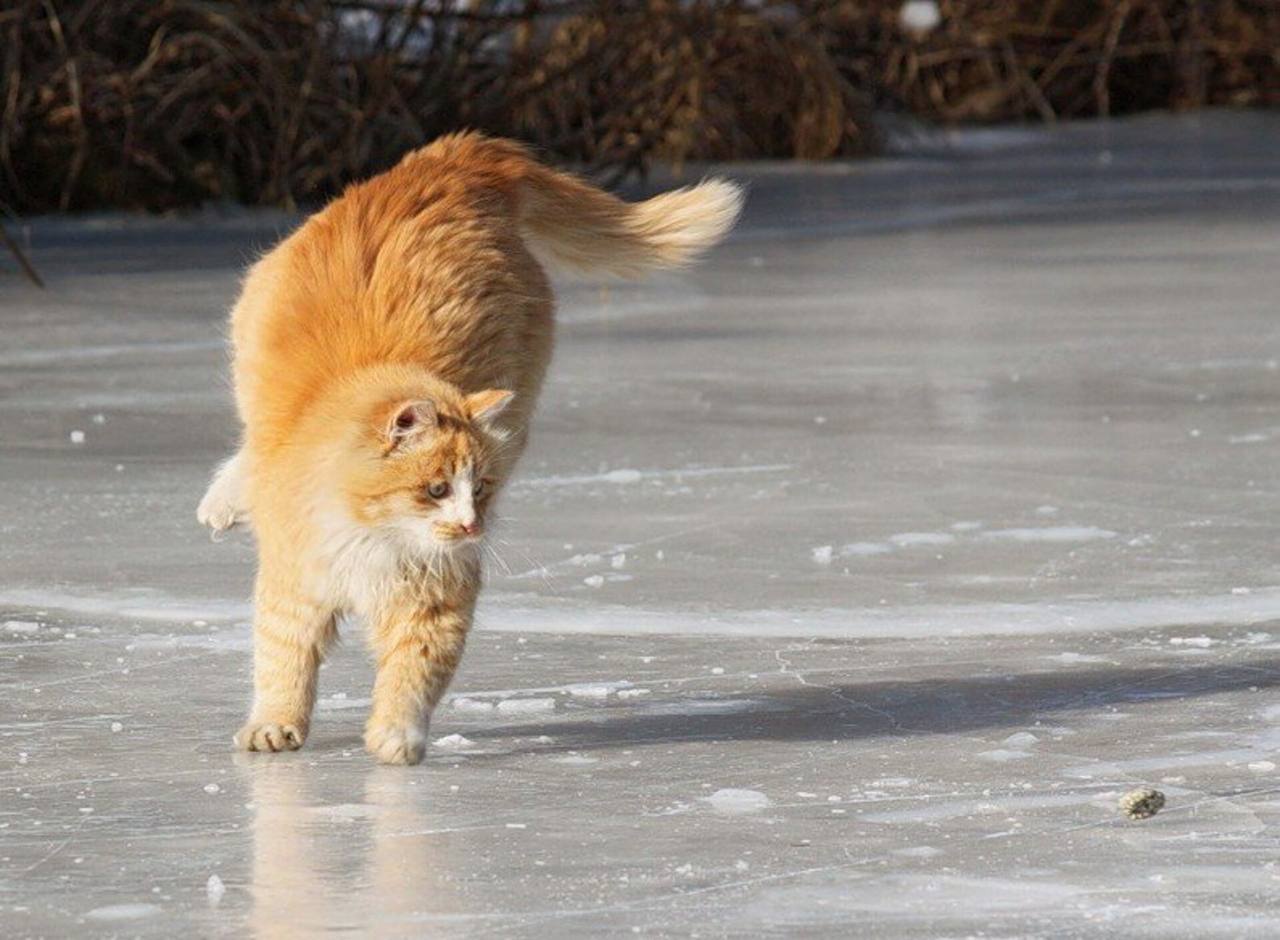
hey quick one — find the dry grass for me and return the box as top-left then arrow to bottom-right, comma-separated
1,0 -> 1276,214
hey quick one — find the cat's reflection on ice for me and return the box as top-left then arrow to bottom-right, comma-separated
242,757 -> 460,939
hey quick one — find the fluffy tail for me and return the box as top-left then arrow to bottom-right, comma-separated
518,166 -> 744,277
404,133 -> 743,277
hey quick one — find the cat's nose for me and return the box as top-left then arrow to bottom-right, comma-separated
461,521 -> 479,536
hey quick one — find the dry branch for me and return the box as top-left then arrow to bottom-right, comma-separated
0,1 -> 1275,213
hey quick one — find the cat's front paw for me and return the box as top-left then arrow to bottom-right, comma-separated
197,485 -> 247,533
236,721 -> 306,753
365,721 -> 427,765
197,455 -> 249,533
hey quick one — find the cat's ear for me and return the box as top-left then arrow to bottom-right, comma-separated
385,399 -> 437,448
465,389 -> 515,426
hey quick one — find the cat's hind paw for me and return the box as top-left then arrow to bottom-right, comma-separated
365,722 -> 427,766
236,721 -> 306,753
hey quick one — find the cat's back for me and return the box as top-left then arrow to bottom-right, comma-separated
232,135 -> 549,446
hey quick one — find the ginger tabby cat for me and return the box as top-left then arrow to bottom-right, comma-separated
198,133 -> 741,764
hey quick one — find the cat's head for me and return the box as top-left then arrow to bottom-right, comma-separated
341,386 -> 514,555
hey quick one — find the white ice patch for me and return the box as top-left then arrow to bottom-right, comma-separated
566,683 -> 615,700
889,532 -> 955,547
518,463 -> 789,489
705,788 -> 771,815
496,697 -> 556,715
841,542 -> 892,557
449,697 -> 495,713
433,733 -> 475,750
977,749 -> 1034,762
893,845 -> 944,859
206,875 -> 225,907
811,545 -> 834,565
1046,652 -> 1108,665
1002,732 -> 1039,748
3,620 -> 41,634
554,754 -> 598,765
85,904 -> 162,921
979,527 -> 1117,543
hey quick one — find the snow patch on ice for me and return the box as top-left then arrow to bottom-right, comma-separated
566,683 -> 617,699
433,733 -> 475,750
979,526 -> 1117,543
893,845 -> 943,859
841,542 -> 892,557
496,697 -> 556,715
1002,732 -> 1039,748
85,903 -> 162,921
518,463 -> 790,489
889,532 -> 956,547
705,788 -> 771,815
977,749 -> 1033,762
206,875 -> 225,907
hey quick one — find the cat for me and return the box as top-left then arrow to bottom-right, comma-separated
197,133 -> 741,764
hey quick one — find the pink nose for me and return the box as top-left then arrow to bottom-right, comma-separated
461,521 -> 479,536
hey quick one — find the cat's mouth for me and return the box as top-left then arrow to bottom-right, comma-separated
433,522 -> 483,544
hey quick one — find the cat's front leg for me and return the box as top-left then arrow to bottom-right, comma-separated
365,597 -> 473,765
198,449 -> 250,532
236,573 -> 337,754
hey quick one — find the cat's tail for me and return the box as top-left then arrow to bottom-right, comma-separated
517,166 -> 744,277
411,133 -> 743,277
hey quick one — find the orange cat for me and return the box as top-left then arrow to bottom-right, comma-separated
197,133 -> 741,764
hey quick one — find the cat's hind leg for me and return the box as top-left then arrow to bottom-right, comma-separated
197,449 -> 250,533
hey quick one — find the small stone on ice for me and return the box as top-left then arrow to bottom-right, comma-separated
203,783 -> 221,794
69,430 -> 86,444
1119,787 -> 1166,820
110,722 -> 123,733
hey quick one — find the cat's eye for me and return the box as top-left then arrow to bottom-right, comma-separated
473,479 -> 488,497
426,481 -> 450,499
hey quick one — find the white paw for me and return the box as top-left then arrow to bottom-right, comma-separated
197,456 -> 249,533
197,487 -> 246,532
365,722 -> 427,766
236,721 -> 306,753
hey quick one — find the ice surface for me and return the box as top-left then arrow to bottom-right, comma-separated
4,112 -> 1280,937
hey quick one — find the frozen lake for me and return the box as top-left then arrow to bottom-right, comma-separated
3,111 -> 1280,936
